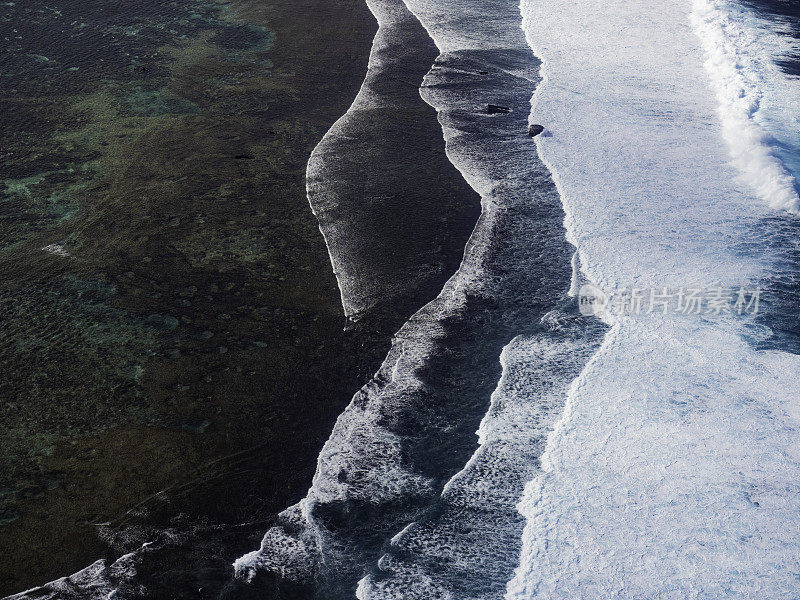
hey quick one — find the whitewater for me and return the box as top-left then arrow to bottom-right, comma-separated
233,0 -> 800,597
9,0 -> 800,597
232,0 -> 596,597
509,0 -> 800,597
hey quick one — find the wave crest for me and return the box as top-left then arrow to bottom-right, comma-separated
690,0 -> 799,212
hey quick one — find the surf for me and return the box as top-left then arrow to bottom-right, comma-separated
508,0 -> 800,597
232,0 -> 591,597
690,0 -> 799,212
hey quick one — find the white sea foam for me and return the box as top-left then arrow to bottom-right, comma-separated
690,0 -> 799,212
509,315 -> 800,599
520,0 -> 775,296
357,322 -> 600,600
509,0 -> 800,597
749,13 -> 800,186
5,552 -> 143,600
41,243 -> 69,257
233,0 -> 581,593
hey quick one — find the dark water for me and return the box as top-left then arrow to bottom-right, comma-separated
742,0 -> 800,74
0,0 -> 489,596
1,0 -> 382,595
744,214 -> 800,354
305,8 -> 481,322
736,0 -> 800,355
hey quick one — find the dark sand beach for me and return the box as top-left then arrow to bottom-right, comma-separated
0,0 -> 476,595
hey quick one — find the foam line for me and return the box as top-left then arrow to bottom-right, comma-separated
690,0 -> 799,212
232,0 -> 581,596
508,0 -> 800,596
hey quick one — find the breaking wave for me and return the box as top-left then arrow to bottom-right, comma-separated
690,0 -> 799,212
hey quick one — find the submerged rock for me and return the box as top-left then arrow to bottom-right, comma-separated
486,104 -> 511,114
146,314 -> 180,331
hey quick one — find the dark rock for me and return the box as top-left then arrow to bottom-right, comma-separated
146,314 -> 180,331
528,124 -> 545,137
486,104 -> 511,115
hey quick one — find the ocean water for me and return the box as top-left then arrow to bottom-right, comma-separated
243,0 -> 800,597
8,0 -> 800,597
231,0 -> 602,597
737,0 -> 800,354
509,0 -> 800,597
741,0 -> 800,182
305,0 -> 480,322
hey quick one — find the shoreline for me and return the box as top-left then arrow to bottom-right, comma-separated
228,0 -> 591,594
1,0 -> 481,596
